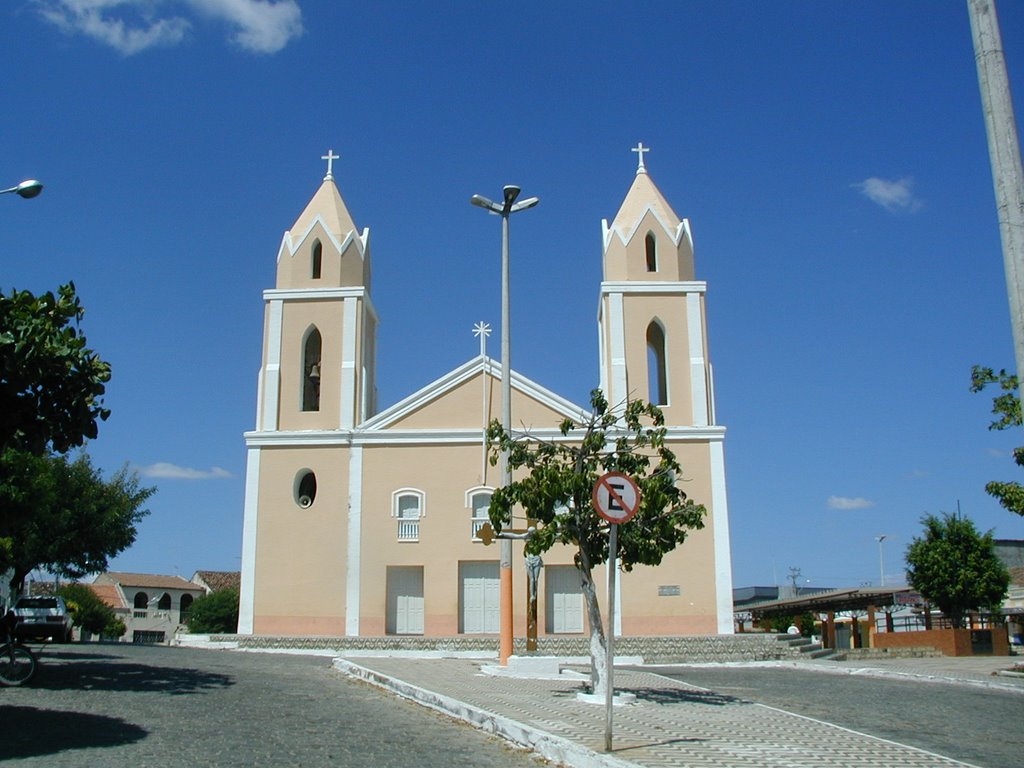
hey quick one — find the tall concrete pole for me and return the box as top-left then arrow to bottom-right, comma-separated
969,0 -> 1024,380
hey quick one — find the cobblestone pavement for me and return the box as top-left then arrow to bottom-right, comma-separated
338,655 -> 1007,768
643,659 -> 1022,768
0,644 -> 545,767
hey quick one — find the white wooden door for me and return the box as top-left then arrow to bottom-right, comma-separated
545,565 -> 584,634
386,566 -> 424,635
460,562 -> 499,634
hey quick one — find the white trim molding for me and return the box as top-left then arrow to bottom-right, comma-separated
260,300 -> 283,432
600,280 -> 706,296
237,447 -> 262,634
345,446 -> 363,636
709,440 -> 735,634
607,292 -> 627,407
687,292 -> 708,427
341,296 -> 358,429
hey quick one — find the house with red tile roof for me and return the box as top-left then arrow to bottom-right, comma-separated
191,570 -> 241,594
92,572 -> 205,644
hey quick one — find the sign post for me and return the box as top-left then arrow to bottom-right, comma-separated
591,471 -> 641,753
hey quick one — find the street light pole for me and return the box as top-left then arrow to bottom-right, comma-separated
471,185 -> 539,666
1,179 -> 43,199
876,535 -> 887,587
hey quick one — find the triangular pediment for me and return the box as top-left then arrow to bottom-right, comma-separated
361,356 -> 588,432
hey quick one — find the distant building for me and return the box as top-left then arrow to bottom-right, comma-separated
239,147 -> 735,638
995,540 -> 1024,645
92,572 -> 205,644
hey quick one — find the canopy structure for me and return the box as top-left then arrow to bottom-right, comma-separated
741,587 -> 921,619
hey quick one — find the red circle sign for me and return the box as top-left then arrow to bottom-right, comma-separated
592,472 -> 641,524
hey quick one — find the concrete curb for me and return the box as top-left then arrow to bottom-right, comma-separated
333,658 -> 635,768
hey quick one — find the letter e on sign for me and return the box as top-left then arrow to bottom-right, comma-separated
592,472 -> 641,524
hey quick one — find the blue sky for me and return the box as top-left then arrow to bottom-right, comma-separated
3,1 -> 1023,591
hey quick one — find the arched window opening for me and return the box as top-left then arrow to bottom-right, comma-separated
645,232 -> 657,272
311,240 -> 322,279
646,321 -> 668,406
394,490 -> 424,542
469,489 -> 493,540
133,591 -> 149,619
296,470 -> 317,508
157,593 -> 172,611
302,328 -> 322,412
180,593 -> 194,625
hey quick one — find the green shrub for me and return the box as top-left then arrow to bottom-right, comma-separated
186,588 -> 239,634
57,583 -> 125,639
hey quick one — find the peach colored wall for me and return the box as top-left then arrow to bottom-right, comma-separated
277,220 -> 365,290
252,445 -> 350,630
603,208 -> 694,283
621,293 -> 698,426
387,372 -> 571,432
350,436 -> 721,637
357,442 -> 581,636
276,300 -> 347,431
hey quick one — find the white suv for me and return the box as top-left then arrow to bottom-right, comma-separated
13,596 -> 74,643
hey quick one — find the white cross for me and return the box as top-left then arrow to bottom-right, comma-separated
473,321 -> 492,359
321,149 -> 339,180
631,142 -> 650,174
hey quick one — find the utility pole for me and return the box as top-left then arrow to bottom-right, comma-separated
968,0 -> 1024,379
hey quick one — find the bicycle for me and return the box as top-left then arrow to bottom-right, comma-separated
0,609 -> 37,686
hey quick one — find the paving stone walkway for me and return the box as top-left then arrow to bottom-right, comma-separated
336,657 -> 985,768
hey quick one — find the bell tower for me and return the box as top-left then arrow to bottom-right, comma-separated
598,143 -> 713,428
256,150 -> 378,432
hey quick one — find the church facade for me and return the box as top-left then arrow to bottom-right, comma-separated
238,149 -> 734,638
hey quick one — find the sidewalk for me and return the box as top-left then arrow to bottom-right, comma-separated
333,654 -> 1020,768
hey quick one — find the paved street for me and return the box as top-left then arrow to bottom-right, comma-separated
0,644 -> 543,767
642,664 -> 1023,768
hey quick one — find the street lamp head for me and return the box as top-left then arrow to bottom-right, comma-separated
502,185 -> 521,207
2,179 -> 44,199
510,196 -> 539,213
470,194 -> 501,214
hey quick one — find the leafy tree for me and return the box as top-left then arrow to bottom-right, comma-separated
487,390 -> 706,695
57,582 -> 125,639
0,450 -> 153,595
0,282 -> 111,455
905,512 -> 1010,628
970,365 -> 1024,517
186,588 -> 239,634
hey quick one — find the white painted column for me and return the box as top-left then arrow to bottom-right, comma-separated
261,299 -> 283,431
237,447 -> 262,634
340,297 -> 358,429
608,292 -> 627,407
345,446 -> 363,636
687,292 -> 708,427
709,439 -> 735,634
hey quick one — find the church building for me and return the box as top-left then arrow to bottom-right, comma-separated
238,147 -> 734,638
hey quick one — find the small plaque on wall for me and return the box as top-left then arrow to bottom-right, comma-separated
658,585 -> 681,597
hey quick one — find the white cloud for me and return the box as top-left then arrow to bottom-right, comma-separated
35,0 -> 303,55
137,462 -> 233,480
853,176 -> 923,212
827,495 -> 876,510
189,0 -> 303,53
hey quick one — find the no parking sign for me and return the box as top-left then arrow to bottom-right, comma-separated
591,472 -> 640,524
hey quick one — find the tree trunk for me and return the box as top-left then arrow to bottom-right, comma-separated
577,547 -> 608,696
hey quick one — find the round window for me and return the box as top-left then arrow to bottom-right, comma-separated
295,470 -> 317,508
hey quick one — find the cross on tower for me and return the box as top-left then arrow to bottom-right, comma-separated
321,149 -> 340,180
631,142 -> 650,174
473,321 -> 492,359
